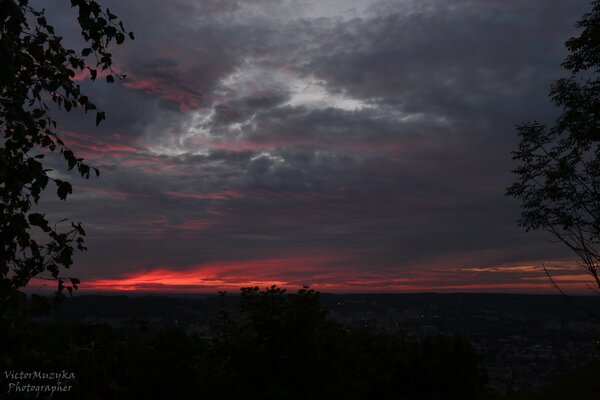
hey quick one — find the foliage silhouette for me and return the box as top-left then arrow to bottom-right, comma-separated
0,286 -> 489,400
0,0 -> 132,314
507,1 -> 600,294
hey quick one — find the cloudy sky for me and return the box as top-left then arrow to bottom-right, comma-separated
31,0 -> 596,293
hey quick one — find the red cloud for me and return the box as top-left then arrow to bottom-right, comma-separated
61,131 -> 140,160
74,257 -> 597,294
83,256 -> 342,292
123,71 -> 204,112
58,130 -> 197,175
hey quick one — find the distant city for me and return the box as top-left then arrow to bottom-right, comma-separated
35,292 -> 600,394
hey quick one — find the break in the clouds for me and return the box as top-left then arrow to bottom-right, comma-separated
29,0 -> 595,293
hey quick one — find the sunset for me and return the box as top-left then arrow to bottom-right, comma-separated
23,0 -> 595,294
2,0 -> 600,399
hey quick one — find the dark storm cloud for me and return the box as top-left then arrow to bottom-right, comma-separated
309,0 -> 582,107
31,0 -> 594,291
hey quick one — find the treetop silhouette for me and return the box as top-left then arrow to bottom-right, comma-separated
507,1 -> 600,294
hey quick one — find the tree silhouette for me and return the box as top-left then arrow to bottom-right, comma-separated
0,286 -> 489,399
207,286 -> 487,400
507,1 -> 600,294
0,0 -> 132,313
209,286 -> 349,399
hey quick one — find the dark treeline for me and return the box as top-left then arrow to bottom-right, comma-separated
1,286 -> 599,399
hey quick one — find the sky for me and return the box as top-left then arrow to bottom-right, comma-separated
29,0 -> 598,294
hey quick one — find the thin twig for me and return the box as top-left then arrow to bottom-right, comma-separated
543,263 -> 600,322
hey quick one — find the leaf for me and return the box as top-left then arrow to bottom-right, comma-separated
28,213 -> 51,232
55,179 -> 73,200
95,111 -> 105,126
63,149 -> 77,169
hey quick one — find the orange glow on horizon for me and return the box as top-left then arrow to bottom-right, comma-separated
86,268 -> 286,291
39,259 -> 595,294
25,259 -> 598,295
81,256 -> 344,292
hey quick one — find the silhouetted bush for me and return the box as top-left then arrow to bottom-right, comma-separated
1,286 -> 488,399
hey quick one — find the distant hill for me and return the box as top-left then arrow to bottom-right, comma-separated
48,292 -> 600,322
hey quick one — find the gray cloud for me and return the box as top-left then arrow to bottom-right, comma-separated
30,0 -> 591,291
